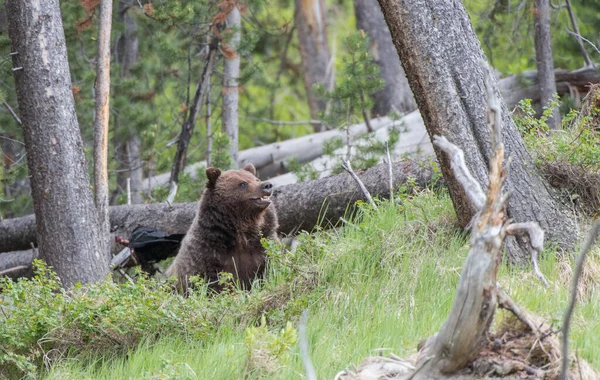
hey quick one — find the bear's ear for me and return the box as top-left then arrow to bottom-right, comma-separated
243,163 -> 256,176
205,167 -> 221,188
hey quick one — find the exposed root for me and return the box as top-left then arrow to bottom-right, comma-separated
336,310 -> 598,379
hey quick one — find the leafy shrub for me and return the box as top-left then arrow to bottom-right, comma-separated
0,261 -> 212,379
514,87 -> 600,214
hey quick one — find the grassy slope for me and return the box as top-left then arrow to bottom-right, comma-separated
47,191 -> 600,379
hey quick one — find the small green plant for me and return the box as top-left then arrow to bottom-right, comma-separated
514,87 -> 600,213
244,315 -> 298,376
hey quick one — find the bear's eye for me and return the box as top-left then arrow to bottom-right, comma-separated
239,182 -> 248,189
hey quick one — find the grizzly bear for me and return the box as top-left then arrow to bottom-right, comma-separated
166,163 -> 278,293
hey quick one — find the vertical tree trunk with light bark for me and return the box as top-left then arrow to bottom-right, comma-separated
376,0 -> 577,262
7,0 -> 109,286
534,0 -> 561,129
295,0 -> 331,132
222,6 -> 241,166
93,0 -> 113,252
354,0 -> 416,116
115,0 -> 143,204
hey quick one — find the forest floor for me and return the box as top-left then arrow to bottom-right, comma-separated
41,190 -> 600,379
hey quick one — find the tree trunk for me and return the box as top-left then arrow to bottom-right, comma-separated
534,0 -> 561,129
376,0 -> 578,262
93,0 -> 113,253
354,0 -> 416,116
114,0 -> 143,204
222,6 -> 241,165
295,0 -> 332,132
6,0 -> 109,286
170,39 -> 217,183
0,160 -> 437,257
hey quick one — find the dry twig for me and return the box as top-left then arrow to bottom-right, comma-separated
341,160 -> 377,209
561,220 -> 600,380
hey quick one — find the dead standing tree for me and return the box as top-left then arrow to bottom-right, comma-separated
336,62 -> 596,380
93,0 -> 114,253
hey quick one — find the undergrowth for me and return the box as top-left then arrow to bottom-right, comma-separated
515,86 -> 600,214
1,190 -> 599,379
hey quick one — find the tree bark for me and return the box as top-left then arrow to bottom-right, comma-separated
170,39 -> 217,183
93,0 -> 113,252
354,0 -> 416,116
295,0 -> 332,132
534,0 -> 561,129
376,0 -> 578,262
6,0 -> 109,286
114,0 -> 143,204
0,160 -> 437,256
222,6 -> 241,165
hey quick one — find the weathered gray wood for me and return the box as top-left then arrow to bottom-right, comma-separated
6,0 -> 109,285
377,0 -> 578,262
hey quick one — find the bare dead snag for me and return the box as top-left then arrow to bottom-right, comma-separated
337,61 -> 575,379
561,220 -> 600,380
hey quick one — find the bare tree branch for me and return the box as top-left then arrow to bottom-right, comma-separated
299,310 -> 317,380
2,100 -> 21,125
505,222 -> 548,287
564,0 -> 593,66
341,160 -> 377,209
432,135 -> 485,210
567,31 -> 600,57
561,220 -> 600,380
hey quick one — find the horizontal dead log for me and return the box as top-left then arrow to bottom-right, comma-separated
0,248 -> 37,278
0,160 -> 437,257
142,116 -> 396,189
498,65 -> 600,110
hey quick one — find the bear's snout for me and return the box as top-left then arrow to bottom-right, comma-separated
261,182 -> 273,196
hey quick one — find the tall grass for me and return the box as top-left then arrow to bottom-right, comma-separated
45,190 -> 600,379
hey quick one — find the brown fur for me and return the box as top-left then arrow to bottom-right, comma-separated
166,163 -> 279,293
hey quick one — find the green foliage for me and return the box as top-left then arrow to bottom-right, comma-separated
37,191 -> 600,379
515,91 -> 600,168
316,31 -> 385,129
290,31 -> 399,181
210,130 -> 233,171
0,261 -> 214,379
244,316 -> 298,375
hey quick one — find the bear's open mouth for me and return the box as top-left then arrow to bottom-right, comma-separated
250,195 -> 271,203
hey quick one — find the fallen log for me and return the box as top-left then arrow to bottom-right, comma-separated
0,160 -> 438,257
499,64 -> 600,110
142,116 -> 397,190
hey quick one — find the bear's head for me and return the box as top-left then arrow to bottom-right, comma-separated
204,163 -> 273,213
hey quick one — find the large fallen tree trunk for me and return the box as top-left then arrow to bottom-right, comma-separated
142,116 -> 397,190
500,64 -> 600,111
0,160 -> 437,260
